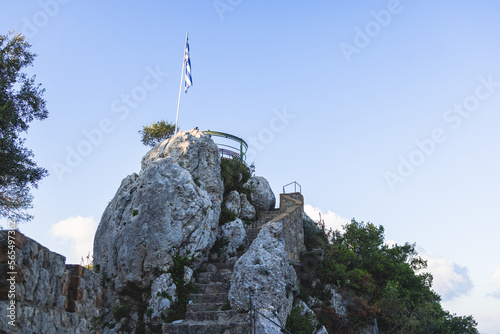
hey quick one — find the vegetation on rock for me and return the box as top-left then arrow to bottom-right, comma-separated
285,304 -> 317,334
299,216 -> 479,334
165,251 -> 197,322
220,157 -> 252,197
139,119 -> 176,147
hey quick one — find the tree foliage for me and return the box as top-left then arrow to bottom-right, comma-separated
139,119 -> 176,147
220,157 -> 252,197
300,218 -> 479,334
0,32 -> 48,223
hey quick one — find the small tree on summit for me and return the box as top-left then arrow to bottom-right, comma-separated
139,119 -> 176,147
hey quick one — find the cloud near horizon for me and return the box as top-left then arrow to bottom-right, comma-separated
416,246 -> 473,302
50,216 -> 98,264
487,268 -> 500,299
304,204 -> 350,232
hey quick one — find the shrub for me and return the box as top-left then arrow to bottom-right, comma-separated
285,305 -> 316,334
112,303 -> 133,320
165,251 -> 197,322
210,237 -> 229,259
219,207 -> 237,226
220,157 -> 251,196
139,119 -> 176,147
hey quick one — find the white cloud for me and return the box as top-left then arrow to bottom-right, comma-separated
417,247 -> 473,302
50,216 -> 98,263
304,204 -> 349,232
491,268 -> 500,286
487,268 -> 500,299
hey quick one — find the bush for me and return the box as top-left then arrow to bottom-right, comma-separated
139,119 -> 176,147
219,207 -> 237,226
220,157 -> 251,196
285,305 -> 316,334
296,218 -> 479,333
112,303 -> 133,320
165,251 -> 197,322
210,237 -> 229,259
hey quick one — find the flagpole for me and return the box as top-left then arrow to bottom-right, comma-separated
174,31 -> 188,136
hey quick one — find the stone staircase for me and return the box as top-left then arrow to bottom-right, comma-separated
162,261 -> 249,334
163,198 -> 300,333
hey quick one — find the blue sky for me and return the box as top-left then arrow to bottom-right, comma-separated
2,1 -> 500,332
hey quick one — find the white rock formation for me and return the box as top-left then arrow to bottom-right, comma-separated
244,176 -> 276,211
224,190 -> 241,216
239,193 -> 256,220
94,129 -> 223,294
228,221 -> 297,332
221,218 -> 246,256
147,273 -> 177,322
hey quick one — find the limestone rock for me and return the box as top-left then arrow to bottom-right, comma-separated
141,129 -> 223,202
255,306 -> 289,334
94,130 -> 223,297
315,326 -> 329,334
147,273 -> 177,323
224,190 -> 241,216
328,285 -> 347,318
221,218 -> 246,256
239,193 -> 256,220
295,299 -> 319,329
244,176 -> 276,211
228,221 -> 297,329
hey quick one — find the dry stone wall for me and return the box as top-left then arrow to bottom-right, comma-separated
0,231 -> 102,334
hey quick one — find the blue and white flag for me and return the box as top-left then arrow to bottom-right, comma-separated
184,37 -> 192,93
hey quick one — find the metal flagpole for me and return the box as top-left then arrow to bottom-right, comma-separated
174,31 -> 188,136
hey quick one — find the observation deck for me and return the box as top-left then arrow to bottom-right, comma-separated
204,130 -> 248,162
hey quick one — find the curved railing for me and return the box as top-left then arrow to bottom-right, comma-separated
205,130 -> 248,162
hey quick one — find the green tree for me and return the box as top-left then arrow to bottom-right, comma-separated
0,32 -> 48,223
300,218 -> 479,333
139,119 -> 176,147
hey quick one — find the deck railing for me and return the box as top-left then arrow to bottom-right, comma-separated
205,130 -> 248,162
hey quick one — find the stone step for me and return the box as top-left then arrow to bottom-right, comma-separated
186,302 -> 226,313
196,272 -> 228,284
189,293 -> 228,304
186,310 -> 239,321
200,262 -> 235,271
163,319 -> 250,334
194,282 -> 230,294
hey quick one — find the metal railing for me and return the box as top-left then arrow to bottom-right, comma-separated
249,291 -> 292,334
205,130 -> 248,162
283,181 -> 301,194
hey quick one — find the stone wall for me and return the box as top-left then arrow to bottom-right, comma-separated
272,192 -> 305,262
0,231 -> 102,334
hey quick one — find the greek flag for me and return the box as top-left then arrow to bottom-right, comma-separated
184,37 -> 192,93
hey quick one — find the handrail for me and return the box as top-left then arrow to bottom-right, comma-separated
252,308 -> 292,334
249,291 -> 292,334
283,181 -> 301,194
205,130 -> 248,162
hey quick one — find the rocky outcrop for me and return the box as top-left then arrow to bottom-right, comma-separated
141,129 -> 223,202
239,193 -> 256,221
244,176 -> 276,211
147,273 -> 177,323
224,190 -> 241,216
221,218 -> 246,256
228,221 -> 298,332
93,130 -> 224,331
224,190 -> 256,222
